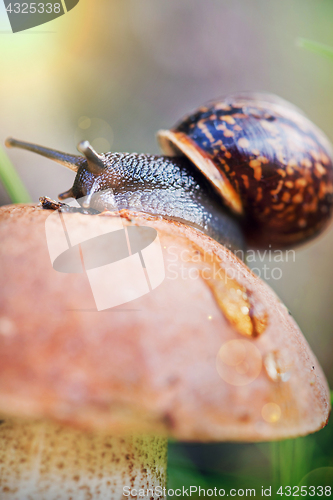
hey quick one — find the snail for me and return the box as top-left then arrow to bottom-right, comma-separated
6,92 -> 333,249
1,94 -> 332,499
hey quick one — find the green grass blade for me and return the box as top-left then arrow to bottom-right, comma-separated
0,145 -> 31,203
297,38 -> 333,60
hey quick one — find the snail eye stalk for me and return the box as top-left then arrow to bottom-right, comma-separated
76,141 -> 106,175
5,138 -> 82,172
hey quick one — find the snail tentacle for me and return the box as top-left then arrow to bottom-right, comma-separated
58,188 -> 74,200
5,138 -> 83,172
77,141 -> 106,175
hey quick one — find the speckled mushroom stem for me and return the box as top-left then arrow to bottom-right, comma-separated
0,419 -> 167,500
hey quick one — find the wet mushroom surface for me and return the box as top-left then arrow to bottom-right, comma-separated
0,205 -> 330,500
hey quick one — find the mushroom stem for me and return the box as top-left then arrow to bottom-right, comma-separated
0,419 -> 167,500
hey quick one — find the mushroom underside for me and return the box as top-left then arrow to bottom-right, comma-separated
0,418 -> 167,500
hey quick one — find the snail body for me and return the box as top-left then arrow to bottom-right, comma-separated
6,92 -> 333,249
70,150 -> 246,252
5,140 -> 245,252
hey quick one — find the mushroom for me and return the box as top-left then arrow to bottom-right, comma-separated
0,204 -> 330,500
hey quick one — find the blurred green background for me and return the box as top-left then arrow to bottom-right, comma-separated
0,0 -> 332,496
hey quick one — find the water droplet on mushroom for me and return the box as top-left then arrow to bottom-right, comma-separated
281,372 -> 291,382
193,250 -> 268,337
206,272 -> 268,337
264,351 -> 291,382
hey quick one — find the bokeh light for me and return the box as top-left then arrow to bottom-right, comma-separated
261,403 -> 282,423
216,339 -> 262,386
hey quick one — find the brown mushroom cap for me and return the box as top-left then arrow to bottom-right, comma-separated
0,204 -> 330,441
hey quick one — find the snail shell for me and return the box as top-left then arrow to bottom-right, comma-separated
158,93 -> 333,247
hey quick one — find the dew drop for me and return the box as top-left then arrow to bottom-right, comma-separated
196,250 -> 268,337
206,272 -> 268,338
264,351 -> 291,382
